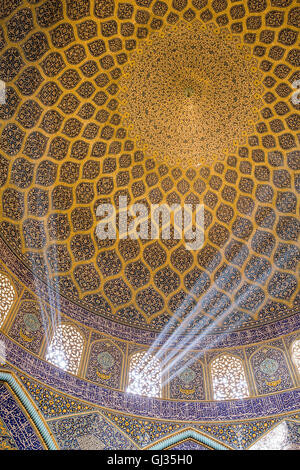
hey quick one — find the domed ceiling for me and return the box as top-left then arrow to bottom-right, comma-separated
0,0 -> 299,336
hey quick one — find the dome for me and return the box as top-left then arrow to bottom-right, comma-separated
0,0 -> 299,451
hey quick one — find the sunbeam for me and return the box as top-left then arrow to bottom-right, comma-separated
126,208 -> 296,392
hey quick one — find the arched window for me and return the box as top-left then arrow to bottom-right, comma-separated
210,354 -> 249,400
291,340 -> 300,375
0,272 -> 16,329
127,352 -> 161,398
46,323 -> 84,374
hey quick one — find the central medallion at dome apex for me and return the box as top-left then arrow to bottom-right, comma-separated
120,21 -> 263,168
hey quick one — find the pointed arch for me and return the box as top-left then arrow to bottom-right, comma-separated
169,357 -> 206,400
249,345 -> 293,395
85,338 -> 124,389
147,427 -> 231,450
210,353 -> 249,400
45,322 -> 84,375
0,272 -> 16,329
127,351 -> 161,398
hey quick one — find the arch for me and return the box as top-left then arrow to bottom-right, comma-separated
45,322 -> 84,375
85,338 -> 124,389
169,357 -> 206,400
291,339 -> 300,377
0,272 -> 16,329
7,299 -> 49,355
249,345 -> 293,395
127,351 -> 161,398
147,427 -> 230,450
210,353 -> 249,400
89,337 -> 124,356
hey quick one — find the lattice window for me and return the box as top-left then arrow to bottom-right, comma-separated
210,354 -> 249,400
0,273 -> 15,329
291,340 -> 300,376
46,323 -> 84,374
127,352 -> 161,398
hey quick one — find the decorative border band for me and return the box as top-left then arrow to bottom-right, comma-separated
2,333 -> 299,422
0,237 -> 299,349
0,370 -> 58,450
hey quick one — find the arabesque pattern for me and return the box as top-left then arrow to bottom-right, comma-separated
0,0 -> 299,335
